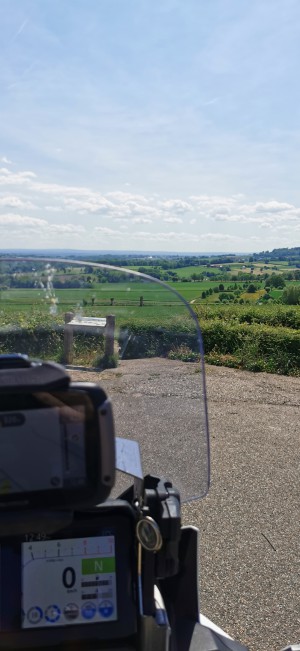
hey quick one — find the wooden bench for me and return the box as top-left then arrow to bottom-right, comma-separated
64,312 -> 115,365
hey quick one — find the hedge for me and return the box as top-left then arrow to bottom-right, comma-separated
0,319 -> 298,376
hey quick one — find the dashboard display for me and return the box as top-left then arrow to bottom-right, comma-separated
0,405 -> 86,495
22,536 -> 117,628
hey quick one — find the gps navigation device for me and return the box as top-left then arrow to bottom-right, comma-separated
0,357 -> 115,511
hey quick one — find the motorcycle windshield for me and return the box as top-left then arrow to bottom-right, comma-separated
0,258 -> 210,503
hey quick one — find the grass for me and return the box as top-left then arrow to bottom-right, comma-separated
240,289 -> 266,301
0,281 -> 233,312
173,265 -> 220,277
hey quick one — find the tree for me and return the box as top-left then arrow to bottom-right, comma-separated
247,284 -> 257,293
219,283 -> 224,291
281,286 -> 300,305
266,274 -> 286,289
201,291 -> 206,299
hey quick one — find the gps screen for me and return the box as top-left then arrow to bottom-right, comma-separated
0,405 -> 86,495
22,536 -> 117,628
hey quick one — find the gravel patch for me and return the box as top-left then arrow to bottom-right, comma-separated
69,360 -> 300,651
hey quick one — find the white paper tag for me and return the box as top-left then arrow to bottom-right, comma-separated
115,437 -> 143,479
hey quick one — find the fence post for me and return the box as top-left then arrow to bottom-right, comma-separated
104,314 -> 115,359
64,312 -> 74,364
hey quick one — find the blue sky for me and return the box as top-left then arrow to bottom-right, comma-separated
0,0 -> 300,252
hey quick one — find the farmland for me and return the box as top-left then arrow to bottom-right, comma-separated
0,248 -> 299,375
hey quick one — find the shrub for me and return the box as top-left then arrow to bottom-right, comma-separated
97,353 -> 118,369
0,303 -> 299,377
119,322 -> 198,360
281,286 -> 300,305
167,345 -> 200,362
200,321 -> 300,376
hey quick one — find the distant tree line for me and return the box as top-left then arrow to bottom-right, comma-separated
252,246 -> 300,263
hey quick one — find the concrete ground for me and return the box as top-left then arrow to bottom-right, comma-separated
70,360 -> 300,651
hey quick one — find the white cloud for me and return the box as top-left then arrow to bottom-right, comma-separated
94,226 -> 123,236
45,206 -> 62,212
128,230 -> 242,243
64,196 -> 115,214
160,199 -> 193,214
13,19 -> 28,39
0,169 -> 37,185
1,214 -> 46,227
258,222 -> 272,229
132,217 -> 152,224
202,97 -> 220,106
0,196 -> 35,209
0,214 -> 85,237
0,213 -> 47,227
252,201 -> 294,213
47,224 -> 85,234
163,216 -> 183,224
0,165 -> 299,250
201,232 -> 243,241
1,157 -> 12,165
107,191 -> 149,204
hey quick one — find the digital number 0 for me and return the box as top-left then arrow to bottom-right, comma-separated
62,567 -> 76,588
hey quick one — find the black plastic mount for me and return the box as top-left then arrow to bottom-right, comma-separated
143,475 -> 182,580
0,354 -> 70,393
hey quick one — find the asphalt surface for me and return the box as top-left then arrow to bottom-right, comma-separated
70,360 -> 300,651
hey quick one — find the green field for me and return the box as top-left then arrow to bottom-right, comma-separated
0,279 -> 250,322
0,283 -> 197,329
228,262 -> 299,275
0,258 -> 299,375
173,265 -> 220,277
0,281 -> 232,310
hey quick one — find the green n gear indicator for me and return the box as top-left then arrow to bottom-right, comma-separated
82,557 -> 115,574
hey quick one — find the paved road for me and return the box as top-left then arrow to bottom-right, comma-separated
70,360 -> 300,651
